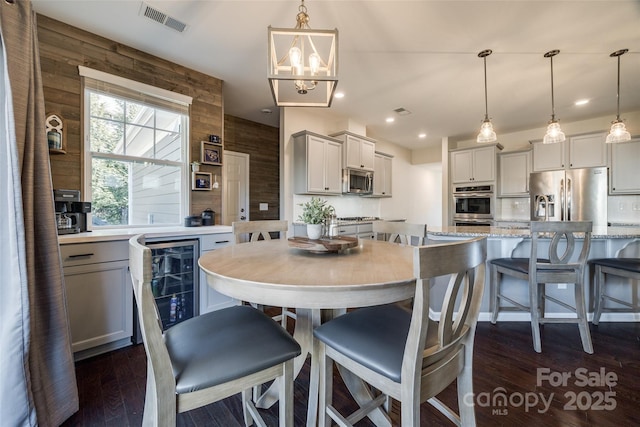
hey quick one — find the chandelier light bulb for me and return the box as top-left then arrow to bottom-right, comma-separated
289,47 -> 302,70
309,52 -> 321,74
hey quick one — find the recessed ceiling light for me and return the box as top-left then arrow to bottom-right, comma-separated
334,92 -> 345,99
386,117 -> 395,123
261,108 -> 273,114
418,133 -> 427,139
574,99 -> 589,106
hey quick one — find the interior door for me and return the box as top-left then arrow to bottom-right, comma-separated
223,151 -> 249,227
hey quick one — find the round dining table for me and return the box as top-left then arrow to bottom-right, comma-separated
199,238 -> 416,427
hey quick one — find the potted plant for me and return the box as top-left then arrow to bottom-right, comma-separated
298,197 -> 335,240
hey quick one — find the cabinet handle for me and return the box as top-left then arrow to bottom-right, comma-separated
68,253 -> 94,259
215,240 -> 230,244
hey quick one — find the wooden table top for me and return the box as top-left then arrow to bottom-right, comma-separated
198,238 -> 416,309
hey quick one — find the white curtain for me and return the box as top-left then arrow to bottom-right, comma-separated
0,30 -> 35,426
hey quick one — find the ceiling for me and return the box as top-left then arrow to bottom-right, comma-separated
31,0 -> 640,150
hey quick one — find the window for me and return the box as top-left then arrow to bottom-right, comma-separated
80,67 -> 192,227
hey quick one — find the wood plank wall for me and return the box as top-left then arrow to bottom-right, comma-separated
37,14 -> 224,222
224,116 -> 280,221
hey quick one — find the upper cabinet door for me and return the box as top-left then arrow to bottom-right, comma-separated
472,145 -> 497,182
568,133 -> 607,169
450,145 -> 498,183
451,150 -> 473,183
610,138 -> 640,194
324,140 -> 344,193
533,141 -> 566,171
498,150 -> 531,197
331,132 -> 376,171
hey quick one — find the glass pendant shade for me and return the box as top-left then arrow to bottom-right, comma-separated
606,121 -> 631,143
268,1 -> 338,107
606,49 -> 631,143
477,119 -> 497,143
543,120 -> 566,144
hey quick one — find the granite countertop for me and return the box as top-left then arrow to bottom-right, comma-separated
428,226 -> 640,239
57,225 -> 233,244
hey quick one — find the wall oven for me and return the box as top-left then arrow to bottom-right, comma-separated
452,184 -> 494,224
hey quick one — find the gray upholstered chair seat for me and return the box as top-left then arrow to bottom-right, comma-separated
589,257 -> 640,325
588,258 -> 640,273
314,304 -> 440,383
165,305 -> 301,394
490,258 -> 550,274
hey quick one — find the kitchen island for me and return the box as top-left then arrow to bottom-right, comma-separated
426,225 -> 640,323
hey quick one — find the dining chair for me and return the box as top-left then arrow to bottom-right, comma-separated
232,220 -> 295,328
490,221 -> 593,353
314,236 -> 487,427
589,254 -> 640,325
372,220 -> 427,246
129,234 -> 301,427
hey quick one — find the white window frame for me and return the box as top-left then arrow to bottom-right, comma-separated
79,66 -> 193,228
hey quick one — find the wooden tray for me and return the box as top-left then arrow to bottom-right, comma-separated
288,236 -> 359,253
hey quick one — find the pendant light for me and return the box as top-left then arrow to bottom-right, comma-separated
606,49 -> 631,143
477,49 -> 497,143
267,0 -> 338,107
542,50 -> 565,144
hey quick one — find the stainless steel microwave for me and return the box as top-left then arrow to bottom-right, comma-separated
343,168 -> 373,194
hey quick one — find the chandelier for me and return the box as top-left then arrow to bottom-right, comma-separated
477,49 -> 497,143
268,0 -> 338,107
606,49 -> 631,143
542,50 -> 565,144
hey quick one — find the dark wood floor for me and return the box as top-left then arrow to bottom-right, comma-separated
61,321 -> 640,427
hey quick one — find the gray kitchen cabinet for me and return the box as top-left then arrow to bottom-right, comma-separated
330,131 -> 376,171
60,240 -> 133,360
532,132 -> 607,171
333,222 -> 375,239
372,152 -> 393,197
609,137 -> 640,194
450,144 -> 501,184
199,232 -> 236,313
293,130 -> 343,194
498,149 -> 531,197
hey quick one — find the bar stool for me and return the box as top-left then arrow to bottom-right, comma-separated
490,221 -> 593,353
589,258 -> 640,324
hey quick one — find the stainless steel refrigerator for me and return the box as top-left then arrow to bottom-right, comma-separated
529,167 -> 607,228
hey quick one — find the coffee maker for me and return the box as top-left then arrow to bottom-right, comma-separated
54,189 -> 91,234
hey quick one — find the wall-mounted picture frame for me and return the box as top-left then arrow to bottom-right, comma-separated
192,171 -> 212,190
201,141 -> 223,165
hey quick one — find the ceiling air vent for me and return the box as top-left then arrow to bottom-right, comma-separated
393,107 -> 412,116
139,2 -> 188,33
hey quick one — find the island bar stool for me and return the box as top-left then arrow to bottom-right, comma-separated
490,221 -> 593,353
232,220 -> 296,328
314,237 -> 487,427
590,257 -> 640,324
372,220 -> 427,246
129,235 -> 301,427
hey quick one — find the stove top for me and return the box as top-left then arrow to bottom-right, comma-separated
337,216 -> 380,222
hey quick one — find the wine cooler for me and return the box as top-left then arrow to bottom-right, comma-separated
139,239 -> 200,334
